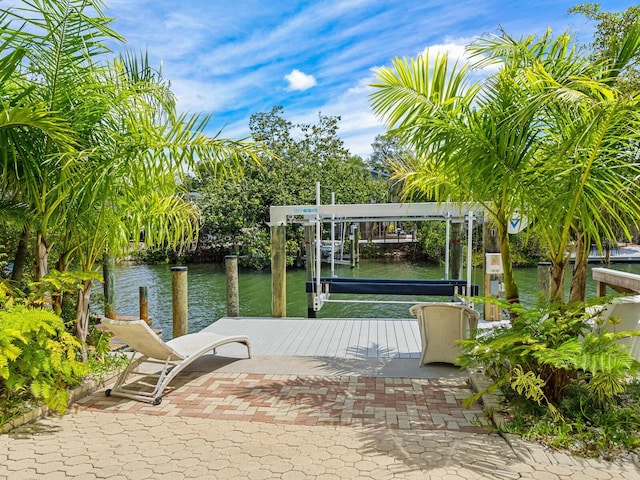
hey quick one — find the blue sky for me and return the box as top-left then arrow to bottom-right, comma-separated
101,0 -> 636,159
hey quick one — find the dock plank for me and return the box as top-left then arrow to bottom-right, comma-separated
272,319 -> 309,355
311,319 -> 335,356
308,320 -> 329,355
395,319 -> 413,359
334,319 -> 354,357
206,317 -> 426,360
385,319 -> 399,358
403,319 -> 422,359
327,319 -> 347,357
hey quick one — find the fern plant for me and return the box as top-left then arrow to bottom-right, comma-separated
0,305 -> 87,417
459,298 -> 640,409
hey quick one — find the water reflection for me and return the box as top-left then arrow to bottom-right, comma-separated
101,260 -> 640,339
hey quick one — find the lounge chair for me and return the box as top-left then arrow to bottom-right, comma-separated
100,318 -> 251,405
409,302 -> 479,365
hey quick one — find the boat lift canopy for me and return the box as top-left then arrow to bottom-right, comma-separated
268,201 -> 484,317
269,202 -> 482,227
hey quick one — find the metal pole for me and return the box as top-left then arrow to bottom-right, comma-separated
466,213 -> 474,299
171,266 -> 188,338
304,224 -> 316,317
350,224 -> 356,268
315,182 -> 321,295
444,214 -> 451,280
331,192 -> 335,277
225,255 -> 240,317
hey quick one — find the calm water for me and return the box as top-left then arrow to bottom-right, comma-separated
100,260 -> 640,338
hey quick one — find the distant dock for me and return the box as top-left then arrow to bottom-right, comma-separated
582,244 -> 640,264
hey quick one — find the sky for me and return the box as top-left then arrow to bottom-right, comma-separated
98,0 -> 636,159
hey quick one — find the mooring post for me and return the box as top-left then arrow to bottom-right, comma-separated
537,262 -> 551,301
171,266 -> 188,337
139,286 -> 149,325
225,255 -> 240,317
103,253 -> 116,319
271,225 -> 287,318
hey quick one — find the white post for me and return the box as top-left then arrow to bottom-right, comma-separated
445,214 -> 451,280
315,182 -> 322,295
331,192 -> 336,277
466,212 -> 474,299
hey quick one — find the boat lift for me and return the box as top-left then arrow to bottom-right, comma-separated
268,186 -> 483,318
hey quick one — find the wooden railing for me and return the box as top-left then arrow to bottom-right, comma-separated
592,268 -> 640,296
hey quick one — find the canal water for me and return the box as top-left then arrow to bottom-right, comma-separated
102,260 -> 640,339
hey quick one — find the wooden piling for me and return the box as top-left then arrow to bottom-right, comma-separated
103,254 -> 116,319
139,286 -> 149,325
171,266 -> 188,338
225,255 -> 240,317
271,225 -> 287,318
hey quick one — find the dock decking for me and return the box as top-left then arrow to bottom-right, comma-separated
204,317 -> 422,359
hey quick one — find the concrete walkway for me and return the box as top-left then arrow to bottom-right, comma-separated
2,357 -> 639,479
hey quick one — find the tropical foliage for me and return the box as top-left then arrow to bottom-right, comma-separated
369,20 -> 640,306
371,5 -> 640,457
0,305 -> 87,418
188,106 -> 390,268
0,0 -> 261,355
459,298 -> 640,456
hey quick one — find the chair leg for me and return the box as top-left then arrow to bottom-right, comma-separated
110,353 -> 142,393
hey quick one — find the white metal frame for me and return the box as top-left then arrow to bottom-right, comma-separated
270,194 -> 483,312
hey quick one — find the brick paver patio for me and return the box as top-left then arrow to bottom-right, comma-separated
75,373 -> 488,433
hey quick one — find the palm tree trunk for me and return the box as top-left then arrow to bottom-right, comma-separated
75,280 -> 93,362
36,232 -> 53,308
11,225 -> 31,282
53,251 -> 71,314
498,222 -> 520,305
549,260 -> 567,304
569,234 -> 588,304
35,232 -> 50,281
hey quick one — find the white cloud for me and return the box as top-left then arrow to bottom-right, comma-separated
284,76 -> 385,159
284,69 -> 317,91
421,37 -> 502,75
420,37 -> 473,63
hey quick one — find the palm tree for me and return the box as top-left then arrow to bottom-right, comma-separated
515,24 -> 640,303
370,45 -> 545,306
370,26 -> 640,307
0,1 -> 263,356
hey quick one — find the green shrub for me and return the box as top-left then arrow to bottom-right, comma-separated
359,240 -> 383,258
459,298 -> 640,456
0,306 -> 88,418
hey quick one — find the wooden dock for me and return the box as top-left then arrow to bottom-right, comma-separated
203,317 -> 422,360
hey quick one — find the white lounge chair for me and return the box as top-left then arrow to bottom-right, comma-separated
591,295 -> 640,362
409,302 -> 479,365
100,318 -> 251,405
